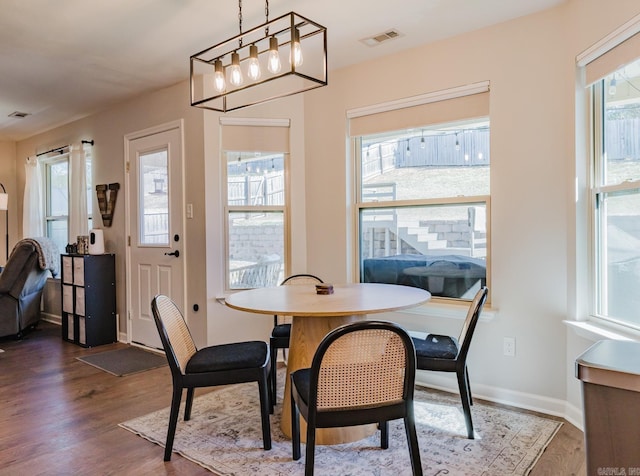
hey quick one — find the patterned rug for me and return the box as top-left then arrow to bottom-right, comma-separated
120,376 -> 561,475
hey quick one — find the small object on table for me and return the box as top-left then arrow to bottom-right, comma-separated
315,283 -> 334,295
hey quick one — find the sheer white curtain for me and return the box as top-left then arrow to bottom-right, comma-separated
68,142 -> 88,240
23,156 -> 43,237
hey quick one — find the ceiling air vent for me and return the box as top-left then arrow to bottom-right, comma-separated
8,111 -> 30,118
360,29 -> 403,47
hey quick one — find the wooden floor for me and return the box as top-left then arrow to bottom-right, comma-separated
0,322 -> 586,475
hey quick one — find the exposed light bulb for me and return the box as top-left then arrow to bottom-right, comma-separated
420,136 -> 425,149
247,45 -> 261,81
478,152 -> 483,160
609,77 -> 617,96
267,36 -> 281,74
292,28 -> 303,67
229,52 -> 243,86
455,134 -> 460,151
406,142 -> 411,157
213,59 -> 226,92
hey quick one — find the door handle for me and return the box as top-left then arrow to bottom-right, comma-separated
164,250 -> 180,257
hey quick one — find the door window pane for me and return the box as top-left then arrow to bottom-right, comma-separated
139,150 -> 169,245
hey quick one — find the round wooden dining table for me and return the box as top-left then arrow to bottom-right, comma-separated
225,282 -> 431,445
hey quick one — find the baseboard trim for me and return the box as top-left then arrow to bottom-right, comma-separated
415,371 -> 582,427
563,401 -> 584,431
41,313 -> 61,326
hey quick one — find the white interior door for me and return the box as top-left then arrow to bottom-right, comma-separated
127,125 -> 184,349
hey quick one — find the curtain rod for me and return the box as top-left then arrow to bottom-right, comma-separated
36,139 -> 94,157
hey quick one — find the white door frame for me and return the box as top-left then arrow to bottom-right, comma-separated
124,119 -> 186,345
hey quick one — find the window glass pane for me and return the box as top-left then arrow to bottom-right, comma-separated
356,115 -> 490,302
86,157 -> 92,221
227,152 -> 285,206
47,219 -> 68,255
603,58 -> 640,186
228,211 -> 284,289
596,189 -> 640,326
49,161 -> 68,216
361,121 -> 489,201
360,203 -> 487,299
139,150 -> 169,245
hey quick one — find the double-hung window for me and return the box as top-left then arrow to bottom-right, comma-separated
587,44 -> 640,329
350,85 -> 490,301
222,119 -> 290,290
44,155 -> 70,252
43,145 -> 92,254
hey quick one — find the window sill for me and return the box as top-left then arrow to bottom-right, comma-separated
564,319 -> 640,343
397,298 -> 497,322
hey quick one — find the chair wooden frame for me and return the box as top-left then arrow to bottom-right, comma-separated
151,295 -> 273,461
269,273 -> 323,403
290,320 -> 422,476
412,286 -> 488,439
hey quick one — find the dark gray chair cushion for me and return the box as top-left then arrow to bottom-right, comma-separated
412,334 -> 459,360
186,341 -> 268,373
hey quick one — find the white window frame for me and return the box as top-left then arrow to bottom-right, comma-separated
576,14 -> 640,333
348,82 -> 491,304
221,118 -> 291,291
43,154 -> 69,249
41,147 -> 93,252
589,76 -> 640,330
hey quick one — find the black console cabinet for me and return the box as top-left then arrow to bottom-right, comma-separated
61,254 -> 116,347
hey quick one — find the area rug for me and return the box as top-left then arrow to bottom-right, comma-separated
77,346 -> 166,376
120,374 -> 561,475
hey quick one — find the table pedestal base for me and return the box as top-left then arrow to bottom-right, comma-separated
280,314 -> 377,445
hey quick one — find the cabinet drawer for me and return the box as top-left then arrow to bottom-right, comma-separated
75,287 -> 85,316
73,257 -> 85,286
62,257 -> 73,284
78,317 -> 86,346
67,315 -> 75,341
62,285 -> 74,314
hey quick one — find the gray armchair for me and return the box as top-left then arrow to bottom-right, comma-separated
0,237 -> 59,338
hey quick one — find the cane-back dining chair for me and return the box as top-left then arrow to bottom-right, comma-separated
270,273 -> 323,402
290,320 -> 422,476
411,286 -> 488,439
151,294 -> 273,461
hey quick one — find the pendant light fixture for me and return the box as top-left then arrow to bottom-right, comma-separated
190,0 -> 327,112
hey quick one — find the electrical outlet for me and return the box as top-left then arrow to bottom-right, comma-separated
503,337 -> 516,357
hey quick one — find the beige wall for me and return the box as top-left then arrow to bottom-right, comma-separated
15,80 -> 209,346
303,0 -> 640,419
0,141 -> 17,266
8,0 -> 640,422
